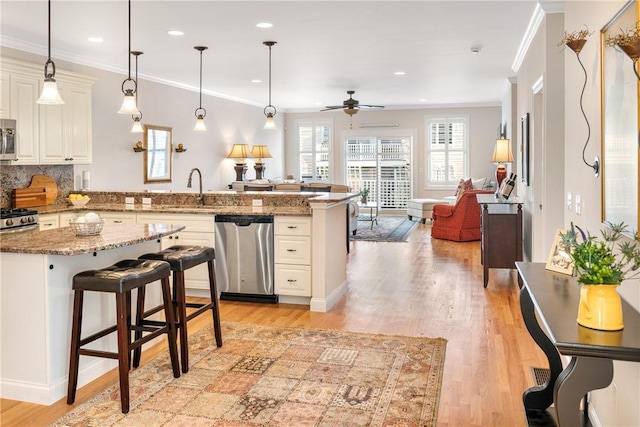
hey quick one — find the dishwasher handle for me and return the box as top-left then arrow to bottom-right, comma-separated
215,215 -> 274,226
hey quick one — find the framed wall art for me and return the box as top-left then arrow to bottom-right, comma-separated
600,0 -> 639,235
521,112 -> 530,186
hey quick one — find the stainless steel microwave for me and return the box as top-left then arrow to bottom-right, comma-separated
0,119 -> 17,161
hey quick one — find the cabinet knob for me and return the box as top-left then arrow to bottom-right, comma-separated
287,226 -> 297,229
286,248 -> 296,252
287,279 -> 297,282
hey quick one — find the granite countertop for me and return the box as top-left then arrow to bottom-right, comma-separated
36,204 -> 312,216
0,223 -> 185,255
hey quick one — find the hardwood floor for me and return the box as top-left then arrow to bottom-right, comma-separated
0,222 -> 547,426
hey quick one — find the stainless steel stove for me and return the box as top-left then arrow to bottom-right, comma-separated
0,208 -> 39,234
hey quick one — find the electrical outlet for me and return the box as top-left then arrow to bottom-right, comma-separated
575,194 -> 581,215
142,197 -> 152,205
252,199 -> 263,207
567,192 -> 572,211
125,197 -> 135,204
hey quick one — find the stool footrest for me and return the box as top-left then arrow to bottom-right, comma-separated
79,349 -> 119,359
79,325 -> 118,347
185,303 -> 214,322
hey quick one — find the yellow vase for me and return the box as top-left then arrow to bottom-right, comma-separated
577,284 -> 624,331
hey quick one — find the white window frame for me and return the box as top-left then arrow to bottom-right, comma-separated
424,115 -> 469,189
296,119 -> 333,182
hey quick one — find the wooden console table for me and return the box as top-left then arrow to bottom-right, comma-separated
477,194 -> 523,287
516,262 -> 640,426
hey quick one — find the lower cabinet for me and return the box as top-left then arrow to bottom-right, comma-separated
274,216 -> 311,297
38,214 -> 59,230
136,213 -> 215,291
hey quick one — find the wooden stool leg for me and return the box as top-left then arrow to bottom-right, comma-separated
115,292 -> 131,414
132,285 -> 146,368
66,290 -> 83,404
174,271 -> 189,373
207,259 -> 223,347
161,277 -> 181,378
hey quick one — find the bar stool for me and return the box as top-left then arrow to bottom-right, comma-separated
135,245 -> 222,373
66,259 -> 180,414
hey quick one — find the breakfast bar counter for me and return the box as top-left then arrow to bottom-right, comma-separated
0,223 -> 184,405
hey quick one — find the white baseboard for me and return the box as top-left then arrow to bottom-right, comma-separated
310,280 -> 348,312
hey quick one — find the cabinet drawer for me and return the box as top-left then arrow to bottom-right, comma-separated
137,213 -> 215,233
99,212 -> 137,224
275,264 -> 311,296
275,217 -> 311,236
275,236 -> 311,264
39,214 -> 59,230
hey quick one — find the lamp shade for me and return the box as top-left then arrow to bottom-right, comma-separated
491,138 -> 515,163
250,145 -> 273,162
37,79 -> 64,104
227,144 -> 250,162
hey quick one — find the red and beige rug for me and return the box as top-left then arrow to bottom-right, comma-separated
52,322 -> 447,426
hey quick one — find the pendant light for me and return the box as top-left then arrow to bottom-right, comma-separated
130,51 -> 144,133
37,0 -> 64,105
118,0 -> 139,114
193,46 -> 208,131
263,41 -> 277,130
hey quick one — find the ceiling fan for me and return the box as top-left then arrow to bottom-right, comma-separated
322,90 -> 384,115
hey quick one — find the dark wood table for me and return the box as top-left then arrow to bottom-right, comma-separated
516,262 -> 640,426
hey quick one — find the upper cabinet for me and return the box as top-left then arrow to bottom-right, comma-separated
0,57 -> 94,165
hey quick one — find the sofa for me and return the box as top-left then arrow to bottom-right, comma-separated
431,190 -> 494,241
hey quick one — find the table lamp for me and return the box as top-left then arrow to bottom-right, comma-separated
251,145 -> 273,180
491,137 -> 515,188
227,143 -> 250,181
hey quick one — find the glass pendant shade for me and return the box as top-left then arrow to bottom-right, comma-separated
37,78 -> 64,104
263,113 -> 276,130
193,115 -> 207,131
118,89 -> 139,114
130,117 -> 144,133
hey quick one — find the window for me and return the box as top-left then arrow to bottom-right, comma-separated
425,116 -> 468,188
297,120 -> 332,182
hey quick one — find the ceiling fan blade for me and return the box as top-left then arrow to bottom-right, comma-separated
321,106 -> 344,111
359,105 -> 385,109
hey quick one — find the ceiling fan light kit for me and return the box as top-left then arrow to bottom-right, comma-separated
322,90 -> 384,115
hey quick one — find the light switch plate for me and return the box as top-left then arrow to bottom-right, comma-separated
575,194 -> 581,215
252,199 -> 263,207
125,197 -> 135,204
142,197 -> 152,205
567,192 -> 572,211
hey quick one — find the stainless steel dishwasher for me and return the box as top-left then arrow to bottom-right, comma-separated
214,215 -> 277,303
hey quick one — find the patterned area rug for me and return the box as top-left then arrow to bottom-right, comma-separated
352,216 -> 419,242
52,322 -> 447,427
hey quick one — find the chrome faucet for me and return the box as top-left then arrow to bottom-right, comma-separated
187,167 -> 204,206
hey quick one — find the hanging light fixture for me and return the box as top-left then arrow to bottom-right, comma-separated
263,41 -> 277,130
193,46 -> 208,131
130,51 -> 144,133
37,0 -> 64,105
118,0 -> 139,114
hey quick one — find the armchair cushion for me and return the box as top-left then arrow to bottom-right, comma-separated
431,190 -> 494,241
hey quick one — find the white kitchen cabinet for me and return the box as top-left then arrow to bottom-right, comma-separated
97,211 -> 136,224
9,73 -> 40,164
1,57 -> 93,165
136,213 -> 215,291
0,71 -> 9,119
274,216 -> 312,297
39,82 -> 92,164
38,214 -> 59,230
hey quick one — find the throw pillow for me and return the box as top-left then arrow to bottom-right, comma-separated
454,178 -> 465,196
471,177 -> 486,190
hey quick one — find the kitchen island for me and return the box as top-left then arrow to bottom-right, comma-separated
0,222 -> 184,405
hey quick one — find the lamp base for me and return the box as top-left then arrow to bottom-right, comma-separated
254,163 -> 266,180
495,165 -> 507,189
234,163 -> 248,182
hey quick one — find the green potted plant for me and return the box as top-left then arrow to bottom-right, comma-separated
360,188 -> 370,204
560,222 -> 640,330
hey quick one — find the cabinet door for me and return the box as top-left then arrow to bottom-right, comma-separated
39,83 -> 92,164
0,72 -> 9,119
99,212 -> 136,224
38,214 -> 59,230
275,236 -> 311,264
9,74 -> 39,164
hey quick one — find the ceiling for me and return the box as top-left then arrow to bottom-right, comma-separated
0,1 -> 539,112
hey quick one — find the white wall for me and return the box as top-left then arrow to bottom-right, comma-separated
284,106 -> 501,199
562,2 -> 640,426
1,47 -> 285,192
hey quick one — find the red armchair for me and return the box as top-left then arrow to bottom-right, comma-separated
431,190 -> 494,241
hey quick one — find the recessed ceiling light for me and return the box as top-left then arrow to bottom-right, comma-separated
167,30 -> 184,36
87,36 -> 103,43
419,99 -> 427,102
394,71 -> 406,76
251,79 -> 262,83
256,22 -> 273,28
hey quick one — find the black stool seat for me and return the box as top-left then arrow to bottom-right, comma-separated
139,245 -> 214,271
136,245 -> 222,373
67,259 -> 180,414
73,259 -> 171,293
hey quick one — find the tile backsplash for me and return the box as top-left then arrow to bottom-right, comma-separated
0,165 -> 73,208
